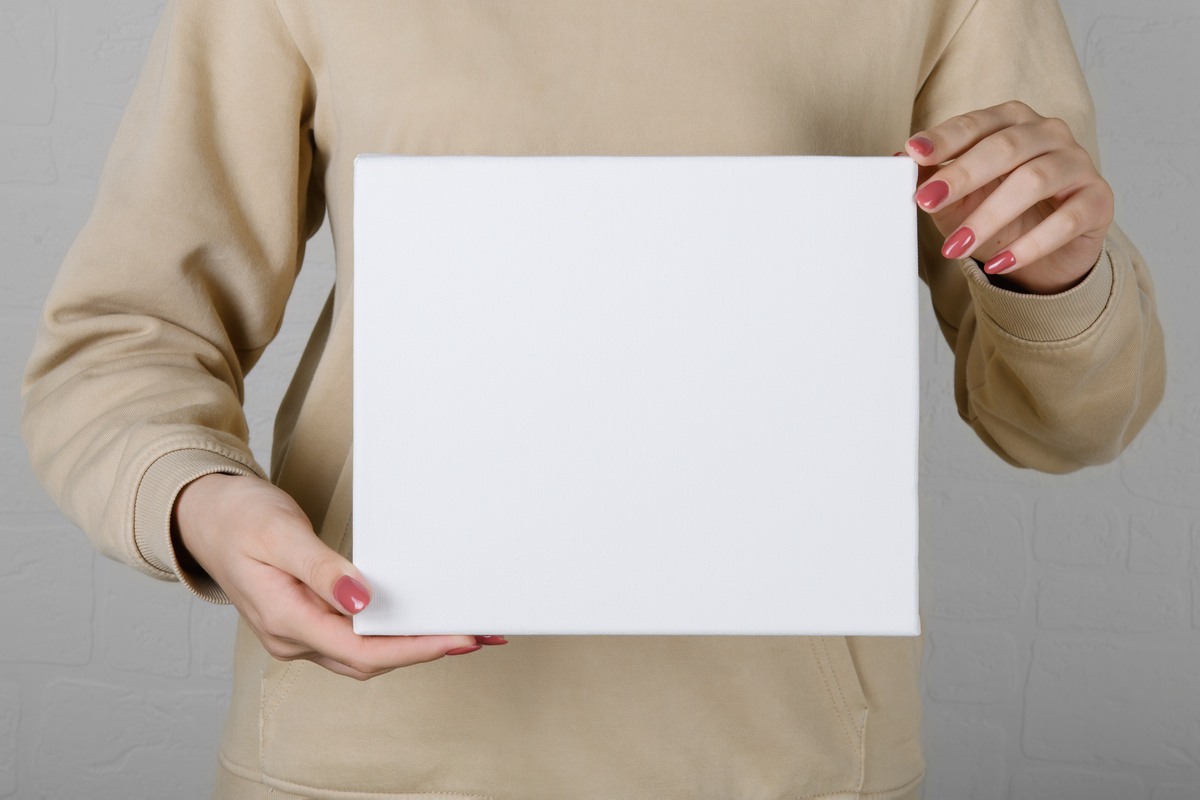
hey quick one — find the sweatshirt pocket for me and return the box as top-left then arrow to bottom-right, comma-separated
811,635 -> 870,759
260,636 -> 872,798
259,452 -> 354,734
258,455 -> 872,798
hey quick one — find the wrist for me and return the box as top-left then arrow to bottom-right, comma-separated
172,472 -> 245,573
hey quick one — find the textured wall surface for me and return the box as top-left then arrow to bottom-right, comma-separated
1,1 -> 1197,798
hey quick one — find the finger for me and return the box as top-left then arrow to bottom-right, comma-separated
275,595 -> 480,673
237,564 -> 333,656
309,655 -> 393,681
980,184 -> 1113,276
907,100 -> 1046,166
939,149 -> 1088,260
254,512 -> 373,616
913,119 -> 1073,214
258,637 -> 312,663
234,555 -> 482,674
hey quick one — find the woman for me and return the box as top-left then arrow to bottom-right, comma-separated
21,0 -> 1165,797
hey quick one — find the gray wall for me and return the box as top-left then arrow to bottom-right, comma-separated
0,1 -> 1196,797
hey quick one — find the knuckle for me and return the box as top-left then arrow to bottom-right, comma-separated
1060,204 -> 1090,232
1060,142 -> 1088,167
1094,181 -> 1116,218
1002,99 -> 1033,118
1077,191 -> 1112,230
1019,160 -> 1055,193
350,661 -> 388,680
297,551 -> 323,586
342,660 -> 369,675
260,624 -> 289,645
956,113 -> 984,138
942,164 -> 971,192
991,129 -> 1021,160
1043,116 -> 1073,141
256,610 -> 290,642
349,663 -> 391,682
263,639 -> 297,661
302,552 -> 337,591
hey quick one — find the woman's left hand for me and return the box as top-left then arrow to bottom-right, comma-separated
904,100 -> 1114,295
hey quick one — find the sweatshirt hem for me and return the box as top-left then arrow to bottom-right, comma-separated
217,752 -> 922,800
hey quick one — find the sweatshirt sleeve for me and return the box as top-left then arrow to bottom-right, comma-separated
19,0 -> 324,603
913,0 -> 1166,473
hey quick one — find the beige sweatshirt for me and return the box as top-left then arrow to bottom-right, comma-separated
21,0 -> 1165,798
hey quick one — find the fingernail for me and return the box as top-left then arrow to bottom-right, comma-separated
907,137 -> 934,157
474,635 -> 508,645
983,251 -> 1017,274
445,644 -> 483,656
893,152 -> 905,157
915,180 -> 950,210
333,575 -> 370,614
941,227 -> 976,259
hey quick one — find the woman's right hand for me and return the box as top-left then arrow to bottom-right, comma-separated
172,473 -> 504,680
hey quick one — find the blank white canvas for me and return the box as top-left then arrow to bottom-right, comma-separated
353,155 -> 919,636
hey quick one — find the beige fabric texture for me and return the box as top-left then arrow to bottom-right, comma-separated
20,0 -> 1165,797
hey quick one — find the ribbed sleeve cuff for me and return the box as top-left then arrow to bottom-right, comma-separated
958,242 -> 1115,343
133,448 -> 262,604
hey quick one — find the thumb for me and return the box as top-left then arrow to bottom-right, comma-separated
331,572 -> 372,616
269,518 -> 372,616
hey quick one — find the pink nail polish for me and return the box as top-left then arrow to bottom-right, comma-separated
474,635 -> 508,645
983,251 -> 1016,274
908,137 -> 935,157
941,227 -> 976,259
445,645 -> 483,656
333,575 -> 370,614
915,180 -> 950,210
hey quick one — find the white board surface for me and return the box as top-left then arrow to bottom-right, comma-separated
352,155 -> 919,636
